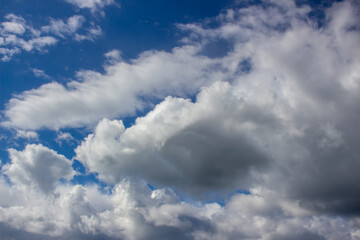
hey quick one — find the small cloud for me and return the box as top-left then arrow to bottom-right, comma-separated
73,25 -> 102,41
41,15 -> 85,38
30,68 -> 51,79
104,49 -> 122,64
15,130 -> 39,140
64,0 -> 115,13
56,131 -> 74,145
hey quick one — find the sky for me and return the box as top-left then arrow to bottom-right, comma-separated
0,0 -> 360,239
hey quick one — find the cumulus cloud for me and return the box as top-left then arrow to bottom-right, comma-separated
0,178 -> 358,240
2,144 -> 74,193
75,82 -> 269,195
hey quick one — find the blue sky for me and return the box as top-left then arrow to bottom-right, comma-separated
1,0 -> 360,239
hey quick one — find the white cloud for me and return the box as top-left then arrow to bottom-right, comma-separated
0,14 -> 26,35
0,14 -> 101,61
64,0 -> 115,12
41,15 -> 85,38
30,68 -> 51,79
0,178 -> 358,239
73,25 -> 102,41
2,45 -> 218,130
104,49 -> 122,64
56,131 -> 75,145
15,130 -> 39,140
1,22 -> 26,35
2,144 -> 74,193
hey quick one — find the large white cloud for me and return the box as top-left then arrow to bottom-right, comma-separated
2,45 -> 221,130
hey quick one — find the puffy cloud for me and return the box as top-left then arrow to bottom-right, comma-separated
0,178 -> 358,240
75,82 -> 269,195
2,144 -> 74,193
0,14 -> 26,35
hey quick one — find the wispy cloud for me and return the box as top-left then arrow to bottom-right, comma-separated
30,68 -> 52,79
64,0 -> 116,14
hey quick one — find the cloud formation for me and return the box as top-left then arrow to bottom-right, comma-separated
1,0 -> 360,239
0,177 -> 358,240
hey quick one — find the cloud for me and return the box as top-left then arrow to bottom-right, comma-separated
67,0 -> 360,213
0,14 -> 101,61
0,178 -> 358,240
104,49 -> 122,64
41,15 -> 85,38
30,68 -> 52,79
73,25 -> 102,41
2,45 -> 219,130
2,144 -> 74,193
0,14 -> 26,35
15,130 -> 39,140
56,131 -> 75,145
64,0 -> 115,12
75,81 -> 269,195
1,0 -> 360,239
